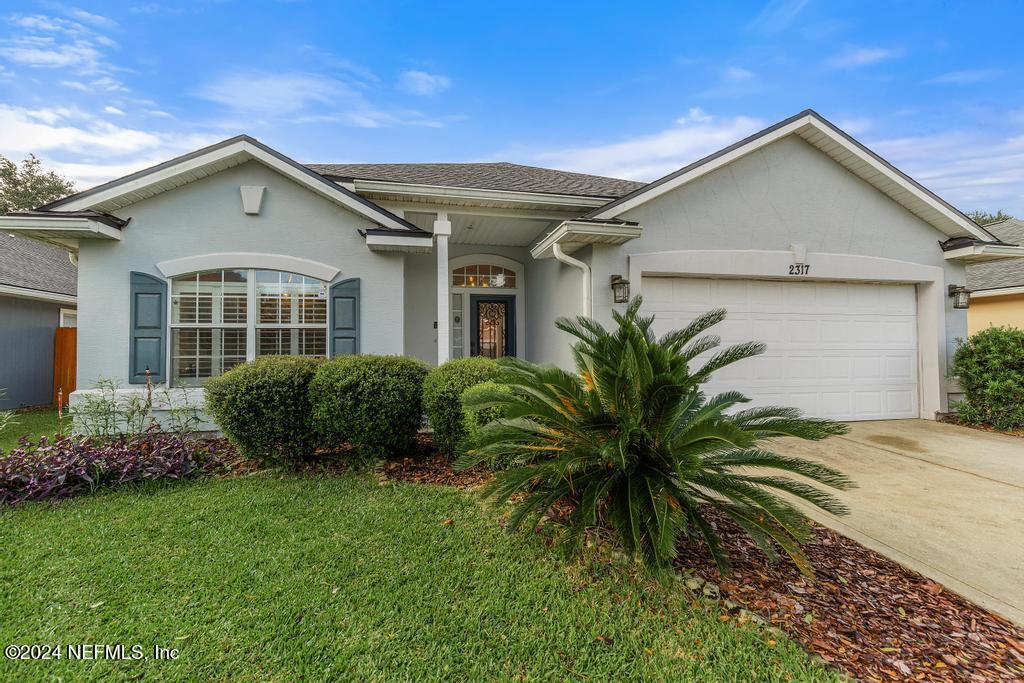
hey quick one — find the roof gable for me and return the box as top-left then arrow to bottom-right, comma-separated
587,109 -> 995,242
42,136 -> 422,233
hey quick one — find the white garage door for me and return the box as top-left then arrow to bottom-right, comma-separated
642,277 -> 919,421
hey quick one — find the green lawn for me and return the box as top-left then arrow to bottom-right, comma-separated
0,474 -> 838,682
0,408 -> 60,453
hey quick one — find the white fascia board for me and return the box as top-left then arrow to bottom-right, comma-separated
364,233 -> 434,253
0,284 -> 77,305
530,221 -> 643,259
0,215 -> 122,240
54,140 -> 415,233
591,113 -> 992,241
943,243 -> 1024,262
971,285 -> 1024,299
353,179 -> 610,209
56,144 -> 250,212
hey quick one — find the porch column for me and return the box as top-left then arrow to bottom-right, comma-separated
435,212 -> 452,365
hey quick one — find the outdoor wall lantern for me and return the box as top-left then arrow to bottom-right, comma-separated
610,275 -> 630,304
948,284 -> 971,310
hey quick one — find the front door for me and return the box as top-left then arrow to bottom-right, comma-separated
470,295 -> 515,358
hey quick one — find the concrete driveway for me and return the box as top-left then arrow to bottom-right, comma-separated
775,420 -> 1024,625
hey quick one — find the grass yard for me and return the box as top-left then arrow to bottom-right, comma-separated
0,408 -> 60,453
0,473 -> 840,682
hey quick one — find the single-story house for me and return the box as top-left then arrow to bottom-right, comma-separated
0,233 -> 77,410
2,109 -> 1022,423
966,218 -> 1024,334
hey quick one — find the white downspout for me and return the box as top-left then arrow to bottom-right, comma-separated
552,243 -> 592,318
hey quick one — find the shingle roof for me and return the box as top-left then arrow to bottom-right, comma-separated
966,218 -> 1024,292
0,234 -> 77,297
306,162 -> 646,199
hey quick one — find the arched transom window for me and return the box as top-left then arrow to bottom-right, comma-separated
452,264 -> 516,289
170,269 -> 328,386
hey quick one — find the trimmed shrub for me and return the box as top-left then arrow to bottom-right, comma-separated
204,356 -> 323,465
310,355 -> 428,459
460,381 -> 514,466
1,431 -> 228,507
951,326 -> 1024,430
422,357 -> 502,456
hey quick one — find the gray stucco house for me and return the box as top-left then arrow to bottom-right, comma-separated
0,234 -> 77,409
2,109 -> 1021,423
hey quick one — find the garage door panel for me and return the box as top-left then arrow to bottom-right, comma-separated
642,277 -> 919,421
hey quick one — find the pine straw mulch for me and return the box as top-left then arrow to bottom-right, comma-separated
675,509 -> 1024,682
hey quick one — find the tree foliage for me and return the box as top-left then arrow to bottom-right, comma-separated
459,298 -> 854,576
966,209 -> 1013,226
0,154 -> 76,214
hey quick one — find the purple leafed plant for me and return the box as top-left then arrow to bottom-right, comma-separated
0,430 -> 231,508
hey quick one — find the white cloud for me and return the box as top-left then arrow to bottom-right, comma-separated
724,66 -> 755,82
0,35 -> 103,70
197,70 -> 449,128
0,105 -> 220,188
871,126 -> 1024,216
827,46 -> 899,69
747,0 -> 809,34
926,69 -> 1002,85
65,8 -> 118,30
196,71 -> 351,116
103,106 -> 125,116
533,109 -> 764,181
397,70 -> 451,96
836,117 -> 872,135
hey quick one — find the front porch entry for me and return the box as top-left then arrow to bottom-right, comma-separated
448,254 -> 523,361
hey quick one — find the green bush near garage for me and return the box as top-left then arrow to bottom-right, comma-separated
952,326 -> 1024,430
204,356 -> 324,466
310,355 -> 428,459
422,357 -> 502,456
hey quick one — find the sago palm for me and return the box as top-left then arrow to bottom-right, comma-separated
459,298 -> 854,576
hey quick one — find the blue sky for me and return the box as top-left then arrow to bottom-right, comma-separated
1,0 -> 1022,214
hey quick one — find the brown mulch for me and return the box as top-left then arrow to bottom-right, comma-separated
675,509 -> 1024,682
380,452 -> 494,488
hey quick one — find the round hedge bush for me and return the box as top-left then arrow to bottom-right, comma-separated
952,326 -> 1024,430
204,355 -> 323,465
310,355 -> 428,458
422,357 -> 502,456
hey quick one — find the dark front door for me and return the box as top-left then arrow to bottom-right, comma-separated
470,295 -> 515,358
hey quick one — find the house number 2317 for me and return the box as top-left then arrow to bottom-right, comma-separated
788,264 -> 810,275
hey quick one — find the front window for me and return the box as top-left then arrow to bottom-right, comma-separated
170,269 -> 328,386
452,264 -> 516,289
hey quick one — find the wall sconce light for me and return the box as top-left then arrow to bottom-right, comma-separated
610,275 -> 630,304
948,284 -> 971,309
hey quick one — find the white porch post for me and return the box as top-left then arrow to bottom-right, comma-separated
435,211 -> 452,365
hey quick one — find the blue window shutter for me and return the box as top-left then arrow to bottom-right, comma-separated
129,272 -> 167,384
330,278 -> 359,356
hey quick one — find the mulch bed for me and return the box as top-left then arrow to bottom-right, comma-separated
940,415 -> 1024,439
675,509 -> 1024,682
379,439 -> 494,488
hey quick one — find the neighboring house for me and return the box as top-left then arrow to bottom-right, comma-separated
966,218 -> 1024,334
2,109 -> 1022,423
0,234 -> 77,409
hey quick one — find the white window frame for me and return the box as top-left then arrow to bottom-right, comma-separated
166,268 -> 329,387
59,307 -> 77,327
